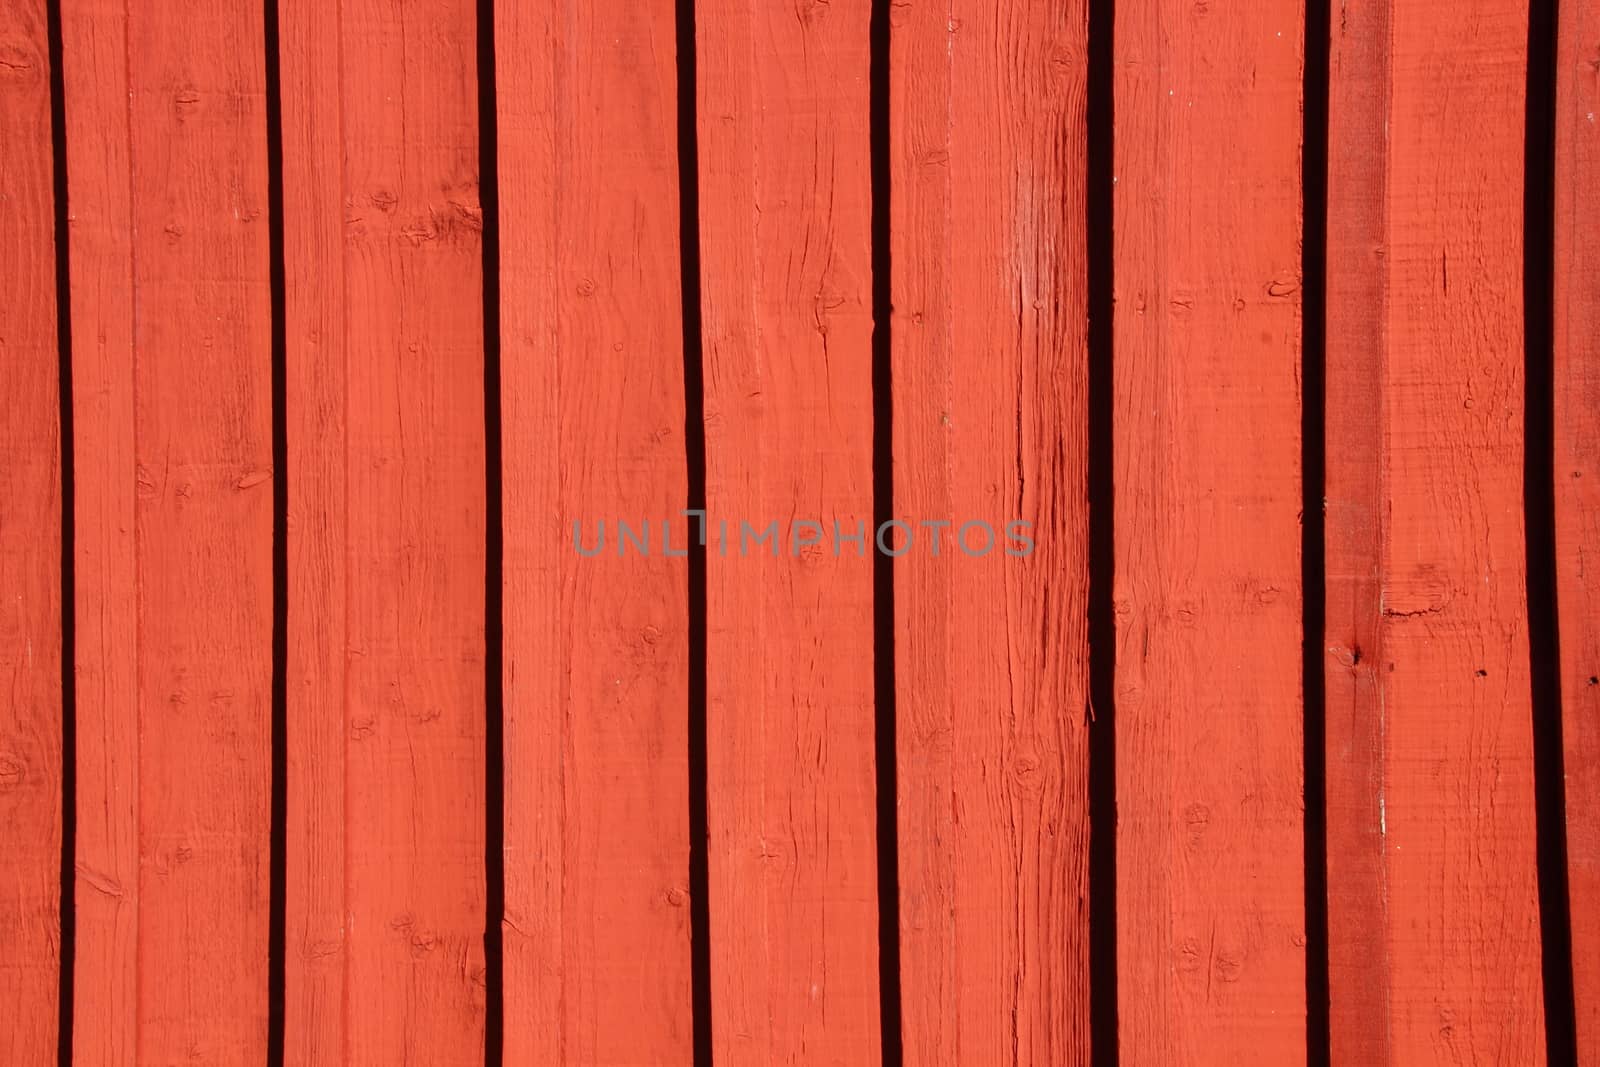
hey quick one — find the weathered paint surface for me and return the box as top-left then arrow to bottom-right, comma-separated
697,0 -> 881,1061
65,0 -> 276,1058
892,0 -> 1094,1061
497,0 -> 694,1061
1326,0 -> 1548,1059
0,0 -> 1592,1061
1114,0 -> 1309,1060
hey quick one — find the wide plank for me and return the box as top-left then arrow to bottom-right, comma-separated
496,0 -> 694,1060
891,0 -> 1094,1061
1324,0 -> 1547,1057
335,0 -> 489,1057
1113,0 -> 1308,1059
69,0 -> 279,1056
695,0 -> 881,1059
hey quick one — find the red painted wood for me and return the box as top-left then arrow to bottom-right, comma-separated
67,0 -> 278,1056
1113,0 -> 1308,1059
329,0 -> 489,1058
61,0 -> 139,1058
276,0 -> 347,1059
1322,0 -> 1391,1057
29,4 -> 1600,1060
891,0 -> 1094,1061
1325,0 -> 1547,1057
0,0 -> 63,1057
1555,0 -> 1600,1053
496,0 -> 693,1060
695,0 -> 881,1059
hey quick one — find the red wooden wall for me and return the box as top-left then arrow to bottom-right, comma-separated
2,0 -> 1597,1061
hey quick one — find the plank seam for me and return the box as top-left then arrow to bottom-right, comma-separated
870,0 -> 904,1059
673,0 -> 712,1059
478,0 -> 505,1055
264,0 -> 289,1057
1301,0 -> 1332,1057
46,0 -> 77,1058
1525,0 -> 1581,1056
1085,0 -> 1118,1056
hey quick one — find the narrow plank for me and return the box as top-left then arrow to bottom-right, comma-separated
1555,0 -> 1600,1054
125,0 -> 275,1056
60,0 -> 138,1058
891,0 -> 1093,1062
1324,0 -> 1548,1058
0,0 -> 63,1057
496,0 -> 693,1059
334,0 -> 488,1057
277,0 -> 347,1059
696,0 -> 880,1059
1321,0 -> 1391,1057
1112,0 -> 1307,1059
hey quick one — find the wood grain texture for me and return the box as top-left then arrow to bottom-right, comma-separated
334,0 -> 488,1058
1556,0 -> 1600,1054
890,0 -> 1093,1062
0,0 -> 63,1057
496,0 -> 693,1061
696,0 -> 880,1060
1325,0 -> 1548,1059
277,0 -> 347,1059
1112,0 -> 1307,1060
82,0 -> 276,1057
61,0 -> 139,1058
1321,0 -> 1391,1057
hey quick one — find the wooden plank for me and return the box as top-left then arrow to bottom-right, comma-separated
61,0 -> 139,1058
277,0 -> 347,1060
1555,0 -> 1600,1054
1321,0 -> 1390,1057
695,0 -> 880,1060
128,0 -> 277,1051
890,0 -> 1093,1061
1324,0 -> 1548,1058
1112,0 -> 1307,1059
0,0 -> 63,1057
332,0 -> 488,1058
496,0 -> 693,1060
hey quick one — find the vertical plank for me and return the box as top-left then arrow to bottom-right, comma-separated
0,0 -> 62,1057
497,0 -> 693,1060
891,0 -> 1093,1062
332,0 -> 488,1058
104,0 -> 272,1055
1321,0 -> 1390,1056
1324,0 -> 1548,1058
695,0 -> 881,1060
277,0 -> 347,1059
61,0 -> 138,1058
1556,0 -> 1600,1053
1113,0 -> 1307,1059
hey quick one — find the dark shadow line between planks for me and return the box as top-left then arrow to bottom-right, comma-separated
672,0 -> 714,1059
868,0 -> 904,1061
46,0 -> 77,1059
1523,0 -> 1579,1058
263,0 -> 289,1059
1084,0 -> 1118,1057
1300,0 -> 1332,1060
477,0 -> 506,1058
